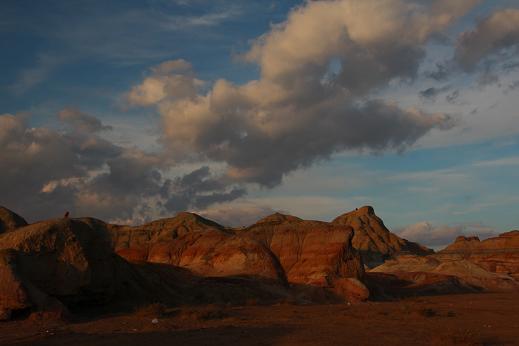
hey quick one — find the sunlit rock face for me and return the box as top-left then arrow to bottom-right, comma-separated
438,230 -> 519,281
333,206 -> 433,267
111,211 -> 367,300
370,231 -> 519,293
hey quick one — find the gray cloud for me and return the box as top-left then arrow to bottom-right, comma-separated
445,90 -> 460,104
455,8 -> 519,71
505,80 -> 519,93
58,107 -> 113,133
425,62 -> 452,81
0,111 -> 242,223
419,85 -> 451,101
162,166 -> 247,211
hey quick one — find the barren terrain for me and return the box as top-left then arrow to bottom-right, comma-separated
1,293 -> 518,346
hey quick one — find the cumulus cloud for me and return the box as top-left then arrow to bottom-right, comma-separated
128,0 -> 473,187
455,8 -> 519,71
396,221 -> 497,248
58,107 -> 113,133
161,166 -> 246,212
126,59 -> 204,106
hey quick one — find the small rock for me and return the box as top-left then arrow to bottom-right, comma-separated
151,318 -> 159,324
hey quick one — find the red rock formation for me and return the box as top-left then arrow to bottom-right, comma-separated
243,213 -> 364,287
332,206 -> 432,267
438,230 -> 519,280
111,212 -> 367,301
371,253 -> 519,292
0,207 -> 369,321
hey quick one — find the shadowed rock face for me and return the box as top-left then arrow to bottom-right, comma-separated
0,207 -> 27,234
333,206 -> 433,267
0,218 -> 129,319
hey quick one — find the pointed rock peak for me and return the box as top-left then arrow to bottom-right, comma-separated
0,206 -> 28,234
255,212 -> 302,225
332,205 -> 376,224
356,206 -> 375,216
455,235 -> 480,243
173,212 -> 224,228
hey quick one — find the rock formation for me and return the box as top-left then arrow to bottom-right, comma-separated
2,204 -> 517,320
0,207 -> 369,320
0,207 -> 27,234
371,230 -> 519,292
333,206 -> 432,267
437,231 -> 519,280
0,218 -> 124,315
111,211 -> 367,302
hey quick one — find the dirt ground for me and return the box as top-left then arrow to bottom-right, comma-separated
1,293 -> 518,346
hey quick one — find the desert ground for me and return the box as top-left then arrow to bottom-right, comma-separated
1,292 -> 518,346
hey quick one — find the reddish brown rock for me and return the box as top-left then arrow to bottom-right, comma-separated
333,206 -> 432,267
371,254 -> 519,292
438,230 -> 519,281
110,213 -> 284,281
332,278 -> 370,302
110,211 -> 366,302
243,213 -> 365,289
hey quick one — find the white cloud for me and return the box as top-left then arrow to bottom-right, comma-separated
397,221 -> 496,248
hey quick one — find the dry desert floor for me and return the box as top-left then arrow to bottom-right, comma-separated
1,293 -> 518,346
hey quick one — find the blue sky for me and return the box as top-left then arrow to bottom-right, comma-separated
1,0 -> 519,247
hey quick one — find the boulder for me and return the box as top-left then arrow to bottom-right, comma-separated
332,278 -> 370,302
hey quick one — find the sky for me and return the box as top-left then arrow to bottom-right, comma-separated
1,0 -> 519,248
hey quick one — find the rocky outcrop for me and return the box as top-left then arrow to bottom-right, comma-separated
332,206 -> 432,267
371,254 -> 519,292
0,218 -> 123,312
0,207 -> 27,234
242,213 -> 366,299
438,230 -> 519,280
